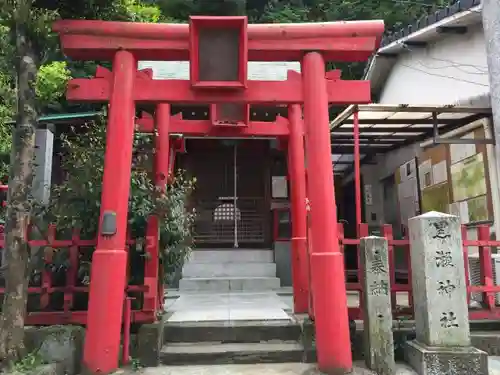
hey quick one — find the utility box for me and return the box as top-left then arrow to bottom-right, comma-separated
189,16 -> 248,89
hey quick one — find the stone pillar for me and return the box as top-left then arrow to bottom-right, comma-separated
32,125 -> 55,205
360,236 -> 395,375
406,211 -> 488,375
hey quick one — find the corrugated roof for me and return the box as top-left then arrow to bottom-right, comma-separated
330,104 -> 491,157
40,112 -> 100,122
5,111 -> 101,125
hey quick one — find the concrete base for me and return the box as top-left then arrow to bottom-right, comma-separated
160,341 -> 305,365
405,340 -> 488,375
138,320 -> 166,367
472,332 -> 500,356
164,320 -> 301,343
24,325 -> 84,375
273,241 -> 292,287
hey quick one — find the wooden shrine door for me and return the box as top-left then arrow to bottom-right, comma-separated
180,139 -> 271,248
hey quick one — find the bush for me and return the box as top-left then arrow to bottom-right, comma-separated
32,114 -> 196,284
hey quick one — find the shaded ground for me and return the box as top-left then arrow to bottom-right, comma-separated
114,362 -> 415,375
112,357 -> 500,375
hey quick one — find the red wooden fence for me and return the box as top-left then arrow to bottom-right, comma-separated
0,223 -> 161,325
0,215 -> 499,325
336,222 -> 500,321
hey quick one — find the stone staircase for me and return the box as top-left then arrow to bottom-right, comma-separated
179,249 -> 281,292
159,320 -> 308,365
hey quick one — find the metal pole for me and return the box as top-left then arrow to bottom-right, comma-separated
234,143 -> 239,248
353,109 -> 361,235
482,0 -> 500,240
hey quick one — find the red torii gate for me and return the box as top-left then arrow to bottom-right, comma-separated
53,16 -> 383,374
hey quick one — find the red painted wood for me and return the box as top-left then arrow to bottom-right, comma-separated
287,104 -> 309,314
59,35 -> 379,62
83,50 -> 135,374
478,225 -> 496,310
302,51 -> 352,373
53,19 -> 383,62
67,72 -> 371,105
4,222 -> 500,327
190,16 -> 248,89
137,113 -> 289,137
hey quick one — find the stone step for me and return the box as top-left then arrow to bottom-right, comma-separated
164,320 -> 301,343
182,262 -> 277,278
178,277 -> 281,292
186,249 -> 274,264
159,341 -> 305,365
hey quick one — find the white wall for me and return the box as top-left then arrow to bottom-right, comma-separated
364,23 -> 500,241
362,144 -> 420,227
380,25 -> 489,104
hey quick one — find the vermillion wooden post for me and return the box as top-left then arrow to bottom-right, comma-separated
155,104 -> 171,188
301,52 -> 353,373
287,104 -> 309,314
83,50 -> 136,374
150,103 -> 170,311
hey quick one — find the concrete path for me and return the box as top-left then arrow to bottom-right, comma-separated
166,291 -> 291,322
115,358 -> 500,375
116,362 -> 415,375
163,289 -> 410,323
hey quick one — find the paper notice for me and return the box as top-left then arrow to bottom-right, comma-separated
432,160 -> 448,185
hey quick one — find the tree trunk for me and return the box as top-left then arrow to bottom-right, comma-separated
0,1 -> 38,364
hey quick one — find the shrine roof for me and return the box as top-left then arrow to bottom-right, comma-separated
330,104 -> 492,170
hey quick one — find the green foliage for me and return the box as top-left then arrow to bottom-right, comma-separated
32,117 -> 196,281
9,351 -> 46,373
124,0 -> 163,22
35,61 -> 71,110
258,2 -> 310,23
156,0 -> 247,20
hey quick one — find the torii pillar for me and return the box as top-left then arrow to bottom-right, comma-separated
83,50 -> 136,374
287,104 -> 309,314
302,52 -> 352,372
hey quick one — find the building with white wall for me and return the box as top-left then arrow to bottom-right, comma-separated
334,0 -> 498,258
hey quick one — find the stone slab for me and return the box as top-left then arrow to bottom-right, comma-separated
168,308 -> 230,322
360,236 -> 395,375
472,332 -> 500,356
166,292 -> 291,323
118,361 -> 419,375
163,320 -> 301,343
274,241 -> 292,287
159,341 -> 304,365
179,277 -> 281,292
229,307 -> 289,321
182,262 -> 277,278
408,212 -> 470,347
24,325 -> 84,375
137,320 -> 166,367
186,250 -> 274,264
405,340 -> 488,375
